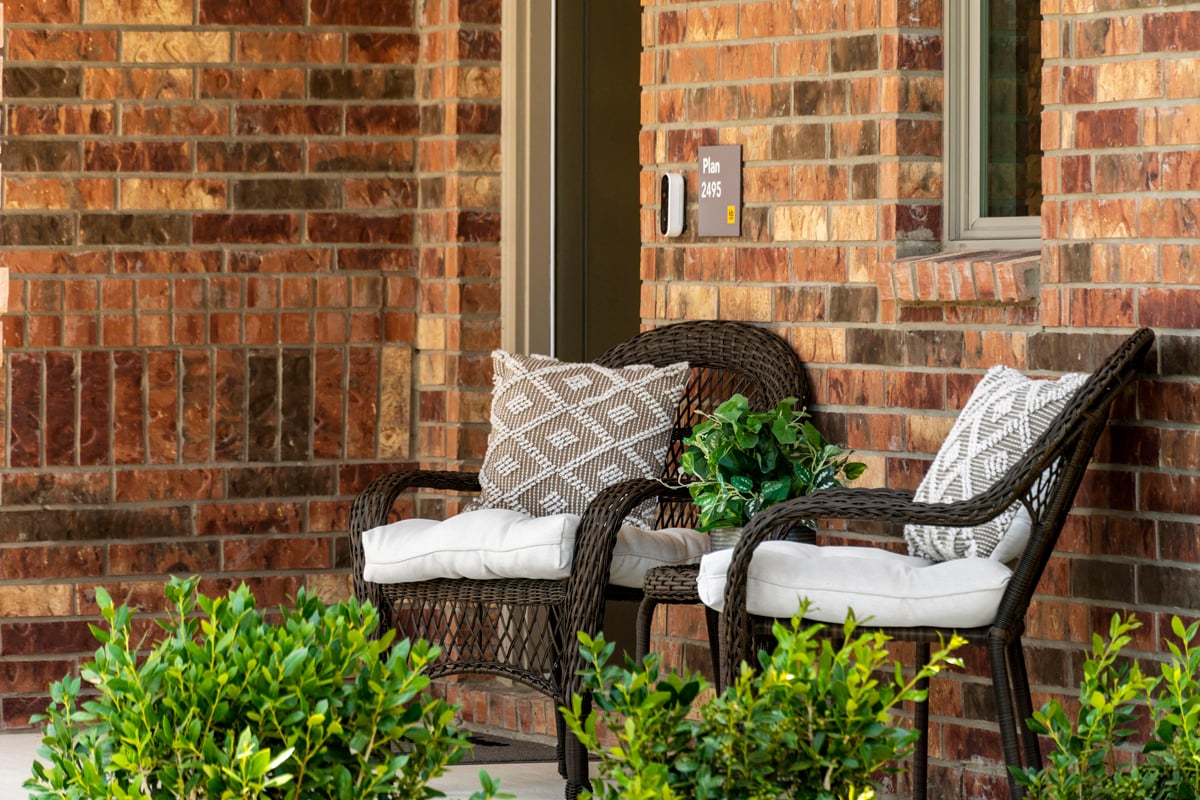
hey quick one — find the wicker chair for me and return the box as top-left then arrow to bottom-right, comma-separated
349,319 -> 809,799
712,327 -> 1154,800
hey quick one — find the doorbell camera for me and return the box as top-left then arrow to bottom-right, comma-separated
660,172 -> 684,237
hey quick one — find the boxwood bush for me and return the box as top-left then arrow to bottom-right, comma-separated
26,576 -> 499,800
562,605 -> 964,800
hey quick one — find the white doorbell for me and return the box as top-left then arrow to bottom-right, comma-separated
660,172 -> 684,237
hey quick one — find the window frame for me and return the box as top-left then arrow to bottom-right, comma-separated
944,0 -> 1042,249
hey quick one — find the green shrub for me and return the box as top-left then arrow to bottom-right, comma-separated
1017,613 -> 1200,800
562,607 -> 964,800
26,576 -> 500,800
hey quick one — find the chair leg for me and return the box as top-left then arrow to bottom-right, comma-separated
555,706 -> 568,779
635,597 -> 658,662
704,605 -> 721,689
913,641 -> 930,800
988,636 -> 1027,800
1008,636 -> 1042,772
563,695 -> 590,799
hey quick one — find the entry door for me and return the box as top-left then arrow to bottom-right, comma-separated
553,0 -> 642,362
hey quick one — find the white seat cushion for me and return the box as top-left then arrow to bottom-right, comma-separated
609,526 -> 710,588
697,541 -> 1013,629
362,508 -> 708,587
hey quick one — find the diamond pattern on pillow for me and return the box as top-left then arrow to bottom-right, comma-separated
470,351 -> 690,527
904,366 -> 1089,562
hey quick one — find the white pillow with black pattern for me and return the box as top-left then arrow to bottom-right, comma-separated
904,366 -> 1089,562
468,350 -> 689,528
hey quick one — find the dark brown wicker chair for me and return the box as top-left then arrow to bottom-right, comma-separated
715,327 -> 1154,800
349,319 -> 809,799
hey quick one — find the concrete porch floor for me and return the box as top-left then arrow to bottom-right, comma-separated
0,732 -> 568,799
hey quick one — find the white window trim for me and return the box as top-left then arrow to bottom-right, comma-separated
944,0 -> 1041,249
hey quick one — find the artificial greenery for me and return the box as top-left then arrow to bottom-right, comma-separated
1016,612 -> 1200,800
562,606 -> 965,800
679,394 -> 866,532
26,577 -> 500,800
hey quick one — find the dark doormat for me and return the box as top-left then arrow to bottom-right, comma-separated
459,732 -> 560,764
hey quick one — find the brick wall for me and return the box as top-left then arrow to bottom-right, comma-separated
639,0 -> 1200,796
0,0 -> 501,727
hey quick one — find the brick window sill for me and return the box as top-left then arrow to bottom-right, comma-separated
879,250 -> 1040,320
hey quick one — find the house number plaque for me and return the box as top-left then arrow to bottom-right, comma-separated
697,144 -> 742,237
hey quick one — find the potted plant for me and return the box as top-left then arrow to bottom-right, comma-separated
561,605 -> 965,800
26,576 -> 501,800
679,394 -> 866,547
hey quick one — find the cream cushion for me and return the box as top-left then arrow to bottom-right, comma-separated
362,508 -> 708,588
697,540 -> 1012,628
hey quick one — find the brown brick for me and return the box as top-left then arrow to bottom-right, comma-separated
1095,60 -> 1163,102
10,30 -> 111,65
3,66 -> 83,99
3,472 -> 110,507
123,31 -> 231,64
86,0 -> 188,23
109,541 -> 222,576
232,179 -> 339,211
1,139 -> 80,173
1,213 -> 74,247
5,0 -> 81,24
1138,561 -> 1200,609
226,465 -> 336,499
122,178 -> 227,211
85,67 -> 192,100
85,141 -> 191,172
199,0 -> 304,25
350,33 -> 420,64
79,213 -> 188,246
194,214 -> 299,245
1075,16 -> 1140,58
310,68 -> 416,101
237,31 -> 343,64
9,102 -> 116,136
831,34 -> 879,72
0,507 -> 192,545
200,68 -> 305,101
897,33 -> 942,71
1,620 -> 99,656
236,104 -> 340,136
4,177 -> 114,210
308,213 -> 413,245
0,660 -> 77,694
684,4 -> 738,42
312,0 -> 415,25
1074,107 -> 1140,149
1139,288 -> 1200,328
1143,11 -> 1200,53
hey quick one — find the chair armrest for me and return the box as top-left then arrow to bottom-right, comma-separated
349,468 -> 482,535
349,468 -> 480,634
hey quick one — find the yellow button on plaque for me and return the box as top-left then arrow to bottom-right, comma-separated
726,206 -> 736,224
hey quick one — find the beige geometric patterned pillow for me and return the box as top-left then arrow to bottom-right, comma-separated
469,351 -> 689,527
904,366 -> 1089,562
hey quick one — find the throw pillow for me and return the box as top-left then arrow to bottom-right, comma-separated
904,365 -> 1089,562
469,350 -> 689,526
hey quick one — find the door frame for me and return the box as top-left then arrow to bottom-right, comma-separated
500,0 -> 554,356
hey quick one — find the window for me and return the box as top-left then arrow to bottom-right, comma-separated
945,0 -> 1043,246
